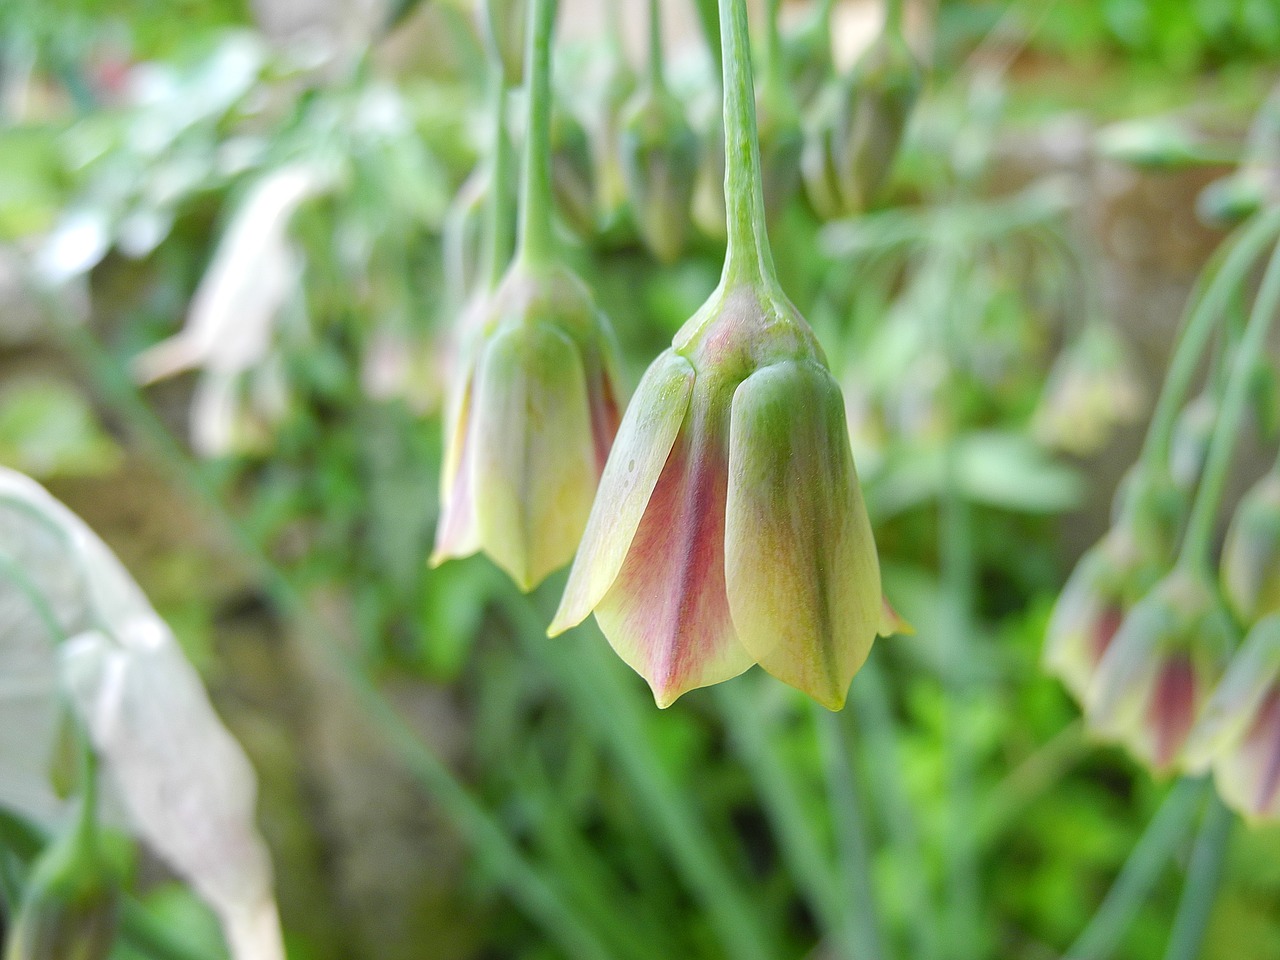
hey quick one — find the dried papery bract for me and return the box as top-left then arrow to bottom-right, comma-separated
1184,615 -> 1280,822
1086,568 -> 1234,775
131,163 -> 331,456
552,0 -> 883,710
0,468 -> 285,960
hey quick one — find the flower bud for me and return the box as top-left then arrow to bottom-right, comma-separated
1221,470 -> 1280,625
432,263 -> 623,590
1032,323 -> 1144,456
5,812 -> 118,960
551,105 -> 597,238
1197,172 -> 1268,228
1086,568 -> 1234,774
618,83 -> 700,262
803,30 -> 920,218
552,284 -> 881,709
1096,117 -> 1205,171
1169,392 -> 1217,494
692,115 -> 728,243
1183,614 -> 1280,822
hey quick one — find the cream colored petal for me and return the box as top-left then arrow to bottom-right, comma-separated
470,322 -> 598,591
550,349 -> 695,635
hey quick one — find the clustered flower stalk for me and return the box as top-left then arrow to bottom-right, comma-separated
552,0 -> 884,709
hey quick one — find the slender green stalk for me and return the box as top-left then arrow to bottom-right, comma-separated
1066,778 -> 1207,960
1141,209 -> 1280,468
714,686 -> 858,958
482,68 -> 515,290
815,707 -> 890,960
939,430 -> 981,958
976,720 -> 1089,845
646,0 -> 666,90
512,590 -> 776,960
1162,796 -> 1233,960
59,324 -> 616,960
849,656 -> 942,960
1178,238 -> 1280,572
515,0 -> 557,269
884,0 -> 905,33
718,0 -> 777,288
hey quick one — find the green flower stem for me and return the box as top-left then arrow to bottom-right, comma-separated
511,590 -> 776,960
515,0 -> 557,270
1141,209 -> 1280,469
719,0 -> 778,290
1065,778 -> 1207,960
1178,236 -> 1280,573
815,706 -> 891,960
976,720 -> 1089,845
939,434 -> 982,959
884,0 -> 905,34
482,65 -> 515,290
849,655 -> 942,960
59,324 -> 616,960
646,0 -> 666,91
1162,795 -> 1233,960
714,685 -> 860,959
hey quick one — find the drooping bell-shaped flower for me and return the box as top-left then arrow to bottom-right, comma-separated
433,0 -> 623,592
551,0 -> 882,710
802,17 -> 920,219
1183,615 -> 1280,822
1086,568 -> 1235,774
1032,321 -> 1144,456
1221,467 -> 1280,625
1045,465 -> 1184,703
618,0 -> 700,262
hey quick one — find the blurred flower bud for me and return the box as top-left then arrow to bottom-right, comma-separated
780,6 -> 833,109
551,105 -> 597,237
477,0 -> 527,86
1110,464 -> 1187,564
1096,116 -> 1207,171
552,284 -> 881,709
1197,173 -> 1269,228
756,82 -> 803,225
803,29 -> 920,219
1222,470 -> 1280,625
1087,568 -> 1235,774
432,263 -> 623,590
1170,392 -> 1217,494
1033,323 -> 1144,456
618,83 -> 700,262
443,166 -> 492,310
5,813 -> 118,960
1183,614 -> 1280,822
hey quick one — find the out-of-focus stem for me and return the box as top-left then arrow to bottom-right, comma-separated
1162,795 -> 1233,960
511,590 -> 777,960
515,0 -> 557,269
849,656 -> 942,960
1065,778 -> 1207,960
715,685 -> 859,958
815,706 -> 890,960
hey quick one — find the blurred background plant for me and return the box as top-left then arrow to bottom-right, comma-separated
1,0 -> 1280,959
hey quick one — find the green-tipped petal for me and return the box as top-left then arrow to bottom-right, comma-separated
724,360 -> 881,710
551,349 -> 694,634
470,322 -> 598,591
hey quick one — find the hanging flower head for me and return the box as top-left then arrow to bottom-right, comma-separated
551,0 -> 883,709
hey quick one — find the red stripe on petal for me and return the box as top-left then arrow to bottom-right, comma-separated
1247,686 -> 1280,815
1148,654 -> 1197,772
597,402 -> 751,705
1091,604 -> 1125,666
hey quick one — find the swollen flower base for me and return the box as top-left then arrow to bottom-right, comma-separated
551,283 -> 881,710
